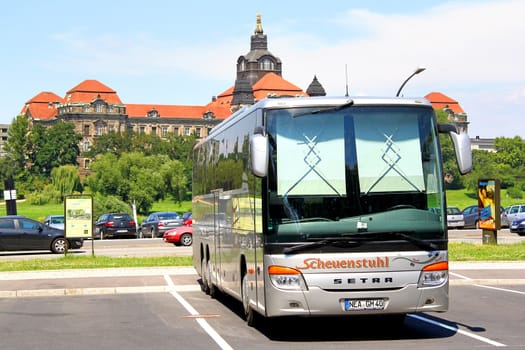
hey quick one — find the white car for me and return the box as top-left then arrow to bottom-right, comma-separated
43,215 -> 65,230
447,206 -> 464,229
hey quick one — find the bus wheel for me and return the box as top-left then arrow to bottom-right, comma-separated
207,260 -> 217,298
201,258 -> 210,294
242,273 -> 255,326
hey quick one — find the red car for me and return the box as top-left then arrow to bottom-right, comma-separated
163,226 -> 193,246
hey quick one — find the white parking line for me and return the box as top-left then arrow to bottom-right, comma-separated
408,314 -> 506,347
164,275 -> 234,350
451,272 -> 525,295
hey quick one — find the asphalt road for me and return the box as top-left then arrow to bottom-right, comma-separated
0,228 -> 522,262
0,230 -> 523,349
0,263 -> 524,350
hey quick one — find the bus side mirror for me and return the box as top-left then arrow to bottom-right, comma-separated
449,131 -> 472,174
250,133 -> 268,177
439,123 -> 472,175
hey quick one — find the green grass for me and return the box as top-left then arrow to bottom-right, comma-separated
449,242 -> 525,261
446,188 -> 525,210
2,201 -> 64,222
1,199 -> 192,223
0,243 -> 523,272
0,255 -> 193,272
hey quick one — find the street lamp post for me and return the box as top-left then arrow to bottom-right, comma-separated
396,67 -> 426,97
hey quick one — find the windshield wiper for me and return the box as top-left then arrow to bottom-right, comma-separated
291,100 -> 354,118
347,231 -> 439,251
283,237 -> 361,254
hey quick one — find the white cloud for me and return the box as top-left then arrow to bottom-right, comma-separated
266,0 -> 525,137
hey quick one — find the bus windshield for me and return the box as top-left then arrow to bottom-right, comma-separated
265,105 -> 445,243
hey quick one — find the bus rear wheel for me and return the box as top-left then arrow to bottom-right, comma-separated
201,257 -> 210,294
207,260 -> 216,298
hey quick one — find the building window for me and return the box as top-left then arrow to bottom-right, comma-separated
84,159 -> 90,169
139,126 -> 145,134
174,127 -> 180,136
162,127 -> 168,137
83,105 -> 90,113
107,105 -> 113,113
196,128 -> 201,137
151,127 -> 157,135
95,104 -> 103,113
96,125 -> 103,136
108,125 -> 114,132
260,58 -> 274,70
83,141 -> 90,152
185,127 -> 191,136
83,125 -> 90,136
147,109 -> 159,118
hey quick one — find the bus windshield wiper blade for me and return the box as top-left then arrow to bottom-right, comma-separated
283,237 -> 360,254
389,231 -> 439,251
291,101 -> 354,118
346,231 -> 439,251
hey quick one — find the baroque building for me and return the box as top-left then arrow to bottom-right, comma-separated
18,14 -> 325,173
17,14 -> 481,170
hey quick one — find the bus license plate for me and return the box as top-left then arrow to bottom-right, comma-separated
344,298 -> 385,311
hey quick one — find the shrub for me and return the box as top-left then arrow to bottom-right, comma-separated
506,186 -> 523,199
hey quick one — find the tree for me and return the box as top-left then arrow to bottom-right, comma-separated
4,114 -> 30,172
83,131 -> 133,158
51,165 -> 82,199
493,136 -> 525,169
436,110 -> 464,189
32,121 -> 82,176
85,151 -> 187,214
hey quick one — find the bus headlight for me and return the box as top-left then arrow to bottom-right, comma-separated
268,265 -> 307,291
418,261 -> 448,287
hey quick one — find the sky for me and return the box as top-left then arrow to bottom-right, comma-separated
1,0 -> 524,138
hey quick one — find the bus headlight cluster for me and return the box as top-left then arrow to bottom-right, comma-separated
418,261 -> 448,287
268,265 -> 307,291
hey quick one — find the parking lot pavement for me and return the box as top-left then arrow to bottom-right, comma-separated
1,263 -> 525,298
0,266 -> 201,298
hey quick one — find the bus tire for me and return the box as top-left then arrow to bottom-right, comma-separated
242,273 -> 255,326
201,257 -> 210,294
207,260 -> 217,298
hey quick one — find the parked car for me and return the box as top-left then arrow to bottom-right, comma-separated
447,206 -> 464,229
181,212 -> 192,226
461,205 -> 510,229
509,217 -> 525,236
0,215 -> 83,253
94,213 -> 137,239
504,204 -> 525,223
163,226 -> 193,246
43,215 -> 65,230
139,212 -> 183,238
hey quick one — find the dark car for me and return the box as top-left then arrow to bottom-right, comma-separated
509,217 -> 525,236
94,213 -> 137,239
0,215 -> 83,254
139,212 -> 183,238
462,205 -> 510,229
163,226 -> 193,246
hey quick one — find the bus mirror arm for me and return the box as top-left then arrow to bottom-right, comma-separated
439,123 -> 472,175
250,133 -> 269,177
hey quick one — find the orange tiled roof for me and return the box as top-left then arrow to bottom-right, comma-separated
126,104 -> 207,119
206,72 -> 307,114
126,103 -> 231,120
252,72 -> 305,100
21,91 -> 64,120
65,79 -> 123,105
425,92 -> 465,114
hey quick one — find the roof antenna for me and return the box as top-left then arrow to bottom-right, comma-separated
345,64 -> 349,97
